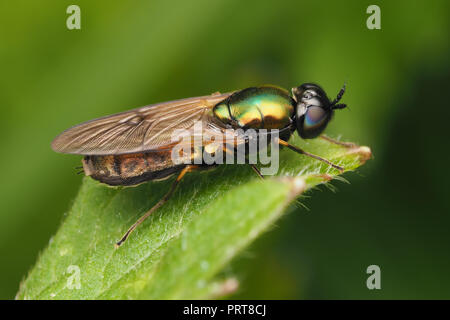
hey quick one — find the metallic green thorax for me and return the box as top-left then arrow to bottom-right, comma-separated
213,85 -> 295,130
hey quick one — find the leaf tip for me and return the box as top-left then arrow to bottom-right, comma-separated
356,145 -> 373,162
208,277 -> 240,299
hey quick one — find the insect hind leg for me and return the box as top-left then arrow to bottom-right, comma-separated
115,164 -> 199,248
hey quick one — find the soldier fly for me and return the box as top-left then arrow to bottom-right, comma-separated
52,83 -> 349,247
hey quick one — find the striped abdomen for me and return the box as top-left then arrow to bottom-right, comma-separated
82,150 -> 183,186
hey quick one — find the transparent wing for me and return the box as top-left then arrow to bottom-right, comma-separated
51,92 -> 234,155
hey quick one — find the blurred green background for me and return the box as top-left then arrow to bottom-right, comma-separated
0,0 -> 449,299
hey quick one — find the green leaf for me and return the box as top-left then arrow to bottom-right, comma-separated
16,136 -> 371,299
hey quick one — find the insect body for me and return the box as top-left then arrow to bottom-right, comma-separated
52,83 -> 348,247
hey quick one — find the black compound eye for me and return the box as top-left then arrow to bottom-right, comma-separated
304,106 -> 328,128
297,106 -> 331,139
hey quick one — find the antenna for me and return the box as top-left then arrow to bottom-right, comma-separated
331,83 -> 347,109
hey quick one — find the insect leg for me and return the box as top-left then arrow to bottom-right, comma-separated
320,135 -> 356,148
221,143 -> 263,179
115,164 -> 199,248
250,164 -> 264,179
276,138 -> 344,172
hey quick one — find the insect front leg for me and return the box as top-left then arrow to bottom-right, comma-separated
320,135 -> 357,148
276,138 -> 344,172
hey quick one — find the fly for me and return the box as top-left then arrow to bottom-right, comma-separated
52,83 -> 350,247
